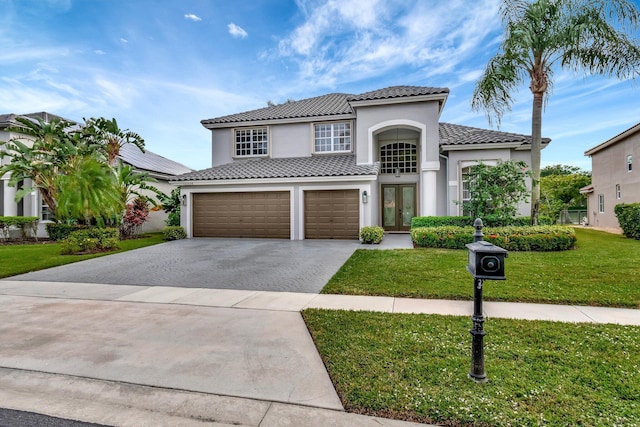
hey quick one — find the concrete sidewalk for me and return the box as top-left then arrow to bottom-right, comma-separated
1,280 -> 638,325
0,281 -> 638,427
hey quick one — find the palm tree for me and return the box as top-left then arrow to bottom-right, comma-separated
472,0 -> 640,224
82,117 -> 145,165
55,155 -> 123,225
0,117 -> 77,214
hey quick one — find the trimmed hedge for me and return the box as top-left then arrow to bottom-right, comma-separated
360,226 -> 384,244
163,226 -> 187,241
0,216 -> 40,240
411,225 -> 576,251
46,223 -> 90,241
410,215 -> 554,229
614,203 -> 640,240
60,228 -> 119,255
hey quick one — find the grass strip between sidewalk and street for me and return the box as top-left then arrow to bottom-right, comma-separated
303,309 -> 640,427
0,233 -> 165,279
321,228 -> 640,308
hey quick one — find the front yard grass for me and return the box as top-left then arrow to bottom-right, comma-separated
303,309 -> 640,427
0,233 -> 166,278
322,228 -> 640,308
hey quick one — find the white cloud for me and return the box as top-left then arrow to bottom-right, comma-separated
120,38 -> 128,43
184,14 -> 202,22
94,49 -> 106,55
277,0 -> 501,91
228,23 -> 248,39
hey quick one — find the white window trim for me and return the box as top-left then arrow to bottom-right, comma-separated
616,184 -> 621,199
312,121 -> 352,154
627,154 -> 633,172
232,127 -> 270,158
598,194 -> 605,213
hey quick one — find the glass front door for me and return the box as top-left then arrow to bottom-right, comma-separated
382,184 -> 416,231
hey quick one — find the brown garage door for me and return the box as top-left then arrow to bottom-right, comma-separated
192,192 -> 290,238
304,190 -> 359,239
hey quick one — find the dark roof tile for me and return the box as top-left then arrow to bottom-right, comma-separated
202,93 -> 353,125
172,154 -> 378,181
439,122 -> 550,146
347,85 -> 449,102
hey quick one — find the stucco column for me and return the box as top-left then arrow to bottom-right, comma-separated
2,179 -> 17,216
421,170 -> 438,216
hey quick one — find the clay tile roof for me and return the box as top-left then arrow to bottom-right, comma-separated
439,122 -> 550,146
201,93 -> 353,126
171,154 -> 378,182
347,85 -> 449,102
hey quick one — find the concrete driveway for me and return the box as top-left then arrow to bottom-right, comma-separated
8,238 -> 360,293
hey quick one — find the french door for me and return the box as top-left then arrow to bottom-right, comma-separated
382,184 -> 416,231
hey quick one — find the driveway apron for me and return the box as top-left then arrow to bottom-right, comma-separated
7,238 -> 360,293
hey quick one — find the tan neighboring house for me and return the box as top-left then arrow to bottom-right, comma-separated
582,122 -> 640,233
173,85 -> 550,240
0,112 -> 193,236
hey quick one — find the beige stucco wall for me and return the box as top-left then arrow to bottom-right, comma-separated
445,148 -> 533,217
586,130 -> 639,231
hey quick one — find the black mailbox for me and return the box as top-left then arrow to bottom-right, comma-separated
466,240 -> 508,280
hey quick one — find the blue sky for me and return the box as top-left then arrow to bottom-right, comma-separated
1,0 -> 639,171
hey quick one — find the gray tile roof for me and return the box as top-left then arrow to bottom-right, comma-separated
201,93 -> 353,126
439,122 -> 550,146
201,86 -> 450,126
171,155 -> 378,182
119,144 -> 193,177
347,85 -> 449,102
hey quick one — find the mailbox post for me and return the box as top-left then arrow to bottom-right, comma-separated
465,218 -> 507,383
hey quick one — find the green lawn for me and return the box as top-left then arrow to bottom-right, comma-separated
303,309 -> 640,427
322,228 -> 640,308
0,233 -> 166,278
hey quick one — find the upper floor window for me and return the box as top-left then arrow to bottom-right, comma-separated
616,184 -> 621,199
380,142 -> 417,174
235,128 -> 268,157
627,155 -> 633,172
314,122 -> 351,153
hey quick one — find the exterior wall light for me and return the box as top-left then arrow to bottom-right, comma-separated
182,194 -> 187,206
362,190 -> 368,204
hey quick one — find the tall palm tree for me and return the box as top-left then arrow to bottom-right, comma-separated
472,0 -> 640,224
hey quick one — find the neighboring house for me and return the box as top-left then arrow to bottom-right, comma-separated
581,122 -> 639,232
173,85 -> 550,240
0,112 -> 193,235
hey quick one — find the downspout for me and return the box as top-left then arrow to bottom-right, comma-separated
439,153 -> 449,216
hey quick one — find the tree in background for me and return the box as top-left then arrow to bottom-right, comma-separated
82,117 -> 145,165
0,116 -> 158,229
540,164 -> 591,222
0,117 -> 77,215
472,0 -> 640,224
461,160 -> 532,221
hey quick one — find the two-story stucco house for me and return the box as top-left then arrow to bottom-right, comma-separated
1,112 -> 193,235
173,85 -> 549,240
581,122 -> 639,232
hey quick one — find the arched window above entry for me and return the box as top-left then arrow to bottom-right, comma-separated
380,142 -> 417,174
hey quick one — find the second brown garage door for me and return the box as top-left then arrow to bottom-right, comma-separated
304,190 -> 359,239
192,192 -> 290,238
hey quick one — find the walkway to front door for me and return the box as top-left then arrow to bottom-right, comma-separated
382,184 -> 415,231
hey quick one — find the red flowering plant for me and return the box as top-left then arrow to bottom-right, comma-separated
119,197 -> 149,239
